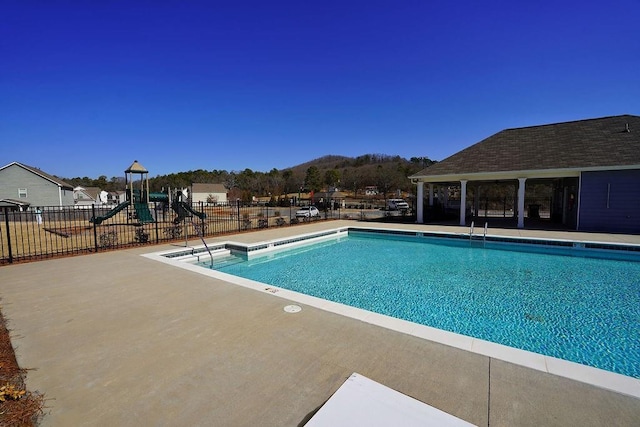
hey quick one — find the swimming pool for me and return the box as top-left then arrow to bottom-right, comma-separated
200,229 -> 640,380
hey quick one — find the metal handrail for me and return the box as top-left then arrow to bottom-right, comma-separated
484,222 -> 488,244
469,221 -> 488,247
469,221 -> 475,244
191,218 -> 214,267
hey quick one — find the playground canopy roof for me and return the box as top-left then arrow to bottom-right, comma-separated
125,160 -> 148,174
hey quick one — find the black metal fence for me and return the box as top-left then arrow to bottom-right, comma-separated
470,196 -> 552,219
0,200 -> 407,265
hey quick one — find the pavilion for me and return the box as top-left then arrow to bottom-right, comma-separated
410,115 -> 640,234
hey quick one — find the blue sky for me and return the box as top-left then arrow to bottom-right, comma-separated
2,1 -> 639,179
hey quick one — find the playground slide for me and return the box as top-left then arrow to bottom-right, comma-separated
90,201 -> 130,225
172,201 -> 206,223
133,203 -> 155,224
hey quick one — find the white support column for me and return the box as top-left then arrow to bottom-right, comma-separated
416,181 -> 424,223
460,180 -> 467,226
428,184 -> 434,206
517,178 -> 526,228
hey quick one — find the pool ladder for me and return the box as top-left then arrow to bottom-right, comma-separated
469,221 -> 488,247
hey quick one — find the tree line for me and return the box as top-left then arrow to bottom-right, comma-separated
62,154 -> 437,203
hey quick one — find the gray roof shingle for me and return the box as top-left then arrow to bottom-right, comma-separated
412,115 -> 640,178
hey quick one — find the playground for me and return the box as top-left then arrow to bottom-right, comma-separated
84,161 -> 209,250
90,160 -> 206,228
0,161 -> 330,264
2,159 -> 410,264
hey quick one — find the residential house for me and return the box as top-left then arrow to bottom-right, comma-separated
190,183 -> 228,205
107,190 -> 127,206
0,161 -> 74,209
74,186 -> 108,207
409,115 -> 640,234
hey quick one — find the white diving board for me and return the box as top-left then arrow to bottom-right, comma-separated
305,373 -> 476,427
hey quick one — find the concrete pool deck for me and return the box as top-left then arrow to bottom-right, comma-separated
1,220 -> 639,426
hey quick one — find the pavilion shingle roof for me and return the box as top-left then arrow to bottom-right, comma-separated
412,115 -> 640,178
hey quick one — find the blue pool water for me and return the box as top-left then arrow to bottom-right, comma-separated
205,233 -> 640,378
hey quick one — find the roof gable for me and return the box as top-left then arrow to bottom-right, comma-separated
0,162 -> 74,189
74,186 -> 102,200
412,115 -> 640,179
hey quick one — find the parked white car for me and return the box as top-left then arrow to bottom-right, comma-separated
387,199 -> 409,211
295,206 -> 320,218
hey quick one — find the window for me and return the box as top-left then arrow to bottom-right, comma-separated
18,188 -> 27,198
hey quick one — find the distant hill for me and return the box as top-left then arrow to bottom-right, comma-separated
281,153 -> 436,196
287,153 -> 434,176
287,154 -> 354,172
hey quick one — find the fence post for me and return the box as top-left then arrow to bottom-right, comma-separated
3,207 -> 13,263
92,204 -> 99,253
236,199 -> 241,232
154,202 -> 159,243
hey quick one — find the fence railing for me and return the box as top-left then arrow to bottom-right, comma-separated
0,201 -> 407,265
469,196 -> 551,219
